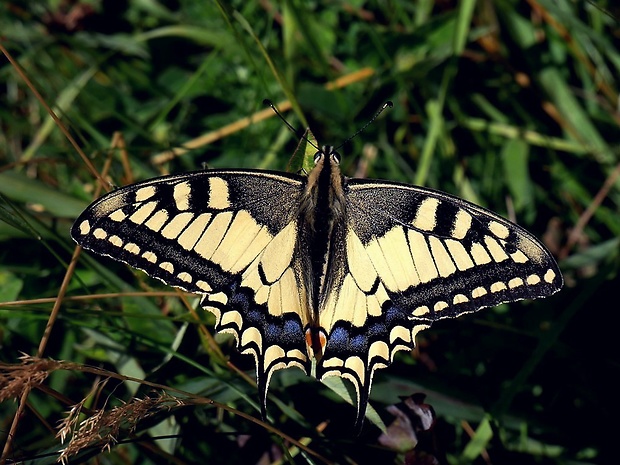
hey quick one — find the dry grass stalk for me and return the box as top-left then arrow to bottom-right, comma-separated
0,354 -> 61,402
1,356 -> 186,463
56,393 -> 183,464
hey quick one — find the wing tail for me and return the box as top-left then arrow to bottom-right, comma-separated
353,376 -> 371,435
201,283 -> 311,419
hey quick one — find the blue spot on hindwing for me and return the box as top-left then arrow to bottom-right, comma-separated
282,317 -> 304,345
350,334 -> 368,352
326,326 -> 349,352
230,290 -> 250,312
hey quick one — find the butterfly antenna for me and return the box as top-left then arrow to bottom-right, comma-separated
265,99 -> 392,152
334,101 -> 393,152
264,99 -> 321,151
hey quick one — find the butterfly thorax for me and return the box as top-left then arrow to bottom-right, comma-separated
298,147 -> 347,360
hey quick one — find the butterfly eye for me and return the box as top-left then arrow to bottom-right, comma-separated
331,151 -> 341,164
313,152 -> 323,164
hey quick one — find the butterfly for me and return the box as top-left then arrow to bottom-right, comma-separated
71,139 -> 562,429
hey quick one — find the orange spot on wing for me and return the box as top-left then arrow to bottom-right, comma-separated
305,327 -> 327,361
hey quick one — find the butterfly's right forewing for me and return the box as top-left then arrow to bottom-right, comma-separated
71,169 -> 312,416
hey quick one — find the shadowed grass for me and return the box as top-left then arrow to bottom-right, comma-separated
1,1 -> 619,464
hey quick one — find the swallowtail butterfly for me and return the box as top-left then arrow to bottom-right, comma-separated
72,137 -> 562,428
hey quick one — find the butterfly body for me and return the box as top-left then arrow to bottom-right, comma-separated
72,145 -> 562,428
297,147 -> 348,360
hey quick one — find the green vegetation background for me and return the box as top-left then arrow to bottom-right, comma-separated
1,1 -> 619,464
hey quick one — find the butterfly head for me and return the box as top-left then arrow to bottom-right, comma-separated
314,146 -> 341,167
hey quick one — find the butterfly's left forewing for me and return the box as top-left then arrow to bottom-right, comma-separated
71,170 -> 312,416
317,178 -> 563,426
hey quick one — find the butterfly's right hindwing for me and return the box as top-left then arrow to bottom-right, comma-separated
71,170 -> 312,415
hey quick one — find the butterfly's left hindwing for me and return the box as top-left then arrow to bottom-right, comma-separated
316,178 -> 563,426
71,170 -> 312,415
